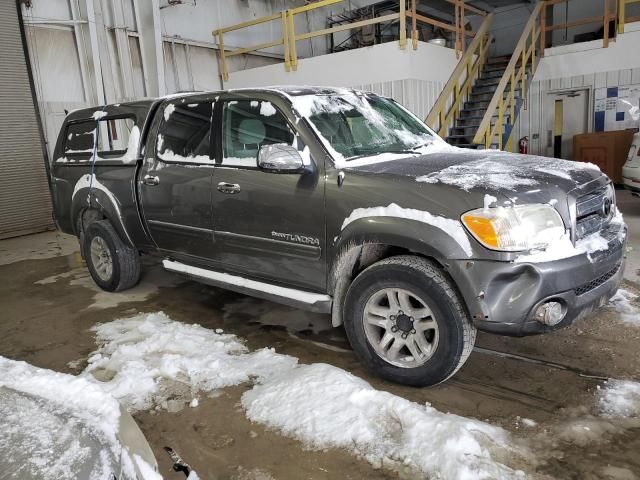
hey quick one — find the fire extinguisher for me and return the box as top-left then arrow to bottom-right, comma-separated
519,136 -> 529,155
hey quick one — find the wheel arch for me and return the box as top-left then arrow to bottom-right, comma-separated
328,219 -> 469,327
71,181 -> 134,249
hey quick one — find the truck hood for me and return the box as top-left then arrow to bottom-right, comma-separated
344,148 -> 605,204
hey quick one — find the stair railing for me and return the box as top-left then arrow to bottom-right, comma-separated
619,0 -> 640,33
473,2 -> 544,150
213,0 -> 488,82
425,13 -> 493,138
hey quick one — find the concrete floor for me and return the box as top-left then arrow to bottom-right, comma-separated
1,190 -> 639,479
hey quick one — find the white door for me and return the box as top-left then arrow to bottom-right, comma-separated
545,89 -> 589,159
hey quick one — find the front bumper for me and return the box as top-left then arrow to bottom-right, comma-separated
448,224 -> 627,336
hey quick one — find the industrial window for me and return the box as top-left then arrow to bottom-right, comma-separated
156,102 -> 213,163
222,100 -> 294,167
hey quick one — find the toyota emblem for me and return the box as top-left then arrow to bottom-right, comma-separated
602,197 -> 612,217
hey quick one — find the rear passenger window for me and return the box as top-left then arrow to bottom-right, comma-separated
63,116 -> 137,160
98,117 -> 136,154
222,100 -> 294,167
157,102 -> 213,163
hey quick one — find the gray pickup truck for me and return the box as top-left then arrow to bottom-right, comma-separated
49,87 -> 627,386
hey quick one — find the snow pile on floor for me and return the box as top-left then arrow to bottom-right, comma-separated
83,312 -> 297,411
243,363 -> 523,479
84,312 -> 523,479
0,357 -> 124,479
608,289 -> 640,325
599,380 -> 640,418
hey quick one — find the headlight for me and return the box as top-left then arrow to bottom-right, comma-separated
461,204 -> 565,252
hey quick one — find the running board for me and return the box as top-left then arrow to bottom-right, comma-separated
163,259 -> 332,313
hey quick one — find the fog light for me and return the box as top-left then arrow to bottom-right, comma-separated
534,301 -> 565,326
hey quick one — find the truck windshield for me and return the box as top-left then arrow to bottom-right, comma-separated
292,93 -> 438,162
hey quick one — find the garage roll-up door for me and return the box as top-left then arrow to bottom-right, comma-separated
0,2 -> 53,239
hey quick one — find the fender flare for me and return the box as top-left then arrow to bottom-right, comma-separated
327,217 -> 474,327
333,216 -> 473,269
71,174 -> 134,247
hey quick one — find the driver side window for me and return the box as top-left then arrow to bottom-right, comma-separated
222,100 -> 294,167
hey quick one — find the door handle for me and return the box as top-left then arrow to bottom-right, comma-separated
142,174 -> 160,186
217,182 -> 241,194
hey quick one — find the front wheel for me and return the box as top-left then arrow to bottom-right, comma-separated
343,255 -> 476,386
83,220 -> 140,292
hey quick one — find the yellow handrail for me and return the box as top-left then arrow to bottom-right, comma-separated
472,2 -> 544,150
212,0 -> 487,82
619,0 -> 640,32
425,13 -> 493,138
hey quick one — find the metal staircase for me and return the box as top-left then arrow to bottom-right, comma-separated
427,2 -> 544,151
447,56 -> 527,148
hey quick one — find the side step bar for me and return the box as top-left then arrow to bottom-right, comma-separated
163,259 -> 333,314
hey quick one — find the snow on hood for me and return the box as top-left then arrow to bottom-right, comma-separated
416,151 -> 602,191
350,148 -> 603,194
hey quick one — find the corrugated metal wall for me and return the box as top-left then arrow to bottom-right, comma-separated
354,79 -> 446,122
0,2 -> 53,239
518,67 -> 640,156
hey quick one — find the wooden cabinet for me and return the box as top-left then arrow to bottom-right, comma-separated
573,129 -> 636,183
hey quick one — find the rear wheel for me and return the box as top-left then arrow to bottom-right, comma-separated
83,220 -> 140,292
343,255 -> 476,386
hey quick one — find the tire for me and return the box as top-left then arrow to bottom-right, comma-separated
83,220 -> 140,292
343,255 -> 476,387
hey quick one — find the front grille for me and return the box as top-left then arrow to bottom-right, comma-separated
575,262 -> 621,296
575,185 -> 615,239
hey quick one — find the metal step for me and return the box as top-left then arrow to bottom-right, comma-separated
456,114 -> 510,126
450,124 -> 507,137
472,85 -> 499,95
464,99 -> 491,109
475,77 -> 502,87
469,89 -> 522,103
453,143 -> 482,149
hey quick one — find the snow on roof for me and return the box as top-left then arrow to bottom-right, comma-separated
92,110 -> 108,120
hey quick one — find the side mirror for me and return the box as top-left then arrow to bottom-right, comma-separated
258,144 -> 304,173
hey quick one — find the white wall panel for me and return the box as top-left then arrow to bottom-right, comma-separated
129,36 -> 146,97
522,63 -> 640,156
189,46 -> 220,91
28,0 -> 72,20
25,26 -> 84,103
